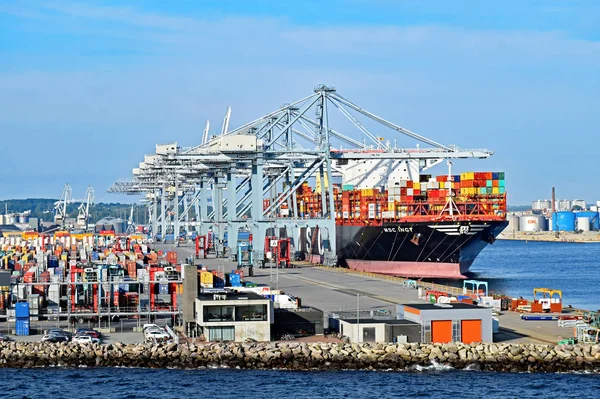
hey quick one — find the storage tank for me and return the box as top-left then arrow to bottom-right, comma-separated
577,217 -> 591,232
557,200 -> 572,212
18,215 -> 29,224
9,215 -> 18,224
552,211 -> 576,231
575,211 -> 599,230
548,217 -> 553,231
506,214 -> 520,232
519,215 -> 546,232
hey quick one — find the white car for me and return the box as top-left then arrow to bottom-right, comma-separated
73,335 -> 100,344
145,330 -> 170,340
142,324 -> 162,332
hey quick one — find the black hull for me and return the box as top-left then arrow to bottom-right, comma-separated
297,221 -> 508,277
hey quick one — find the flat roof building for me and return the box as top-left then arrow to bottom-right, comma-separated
338,318 -> 421,343
195,291 -> 274,342
397,303 -> 493,344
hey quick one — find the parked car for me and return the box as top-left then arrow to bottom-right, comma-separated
142,324 -> 162,332
43,329 -> 73,340
145,330 -> 170,340
73,335 -> 100,344
0,333 -> 12,342
76,328 -> 101,338
41,334 -> 69,343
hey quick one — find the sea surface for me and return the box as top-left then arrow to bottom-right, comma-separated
468,240 -> 600,311
2,367 -> 600,398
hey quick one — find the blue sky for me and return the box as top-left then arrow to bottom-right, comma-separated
1,0 -> 599,204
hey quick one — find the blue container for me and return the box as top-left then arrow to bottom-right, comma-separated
158,283 -> 170,295
119,283 -> 130,292
238,231 -> 251,242
15,302 -> 30,318
574,211 -> 600,230
16,319 -> 30,336
213,278 -> 225,289
226,273 -> 242,287
48,257 -> 59,268
492,172 -> 499,180
91,252 -> 100,261
553,211 -> 576,231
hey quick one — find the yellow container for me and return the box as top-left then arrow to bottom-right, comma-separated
492,187 -> 499,194
200,271 -> 214,286
413,182 -> 420,190
439,182 -> 445,189
61,254 -> 68,261
388,203 -> 395,211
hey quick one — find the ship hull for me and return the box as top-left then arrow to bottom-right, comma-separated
298,220 -> 508,279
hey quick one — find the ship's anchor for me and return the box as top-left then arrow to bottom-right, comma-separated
410,232 -> 422,246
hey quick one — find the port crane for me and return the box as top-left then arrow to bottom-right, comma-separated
109,85 -> 494,267
126,204 -> 136,234
54,184 -> 73,227
76,186 -> 94,229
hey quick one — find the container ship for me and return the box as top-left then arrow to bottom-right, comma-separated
296,160 -> 507,279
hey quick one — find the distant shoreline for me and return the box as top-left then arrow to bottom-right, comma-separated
498,232 -> 600,244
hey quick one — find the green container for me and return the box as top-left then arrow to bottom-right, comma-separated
486,180 -> 493,187
486,187 -> 493,194
498,172 -> 505,179
342,184 -> 355,191
499,187 -> 505,194
479,187 -> 487,195
428,294 -> 436,304
498,180 -> 505,187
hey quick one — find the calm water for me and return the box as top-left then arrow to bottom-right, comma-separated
468,240 -> 600,311
2,368 -> 600,398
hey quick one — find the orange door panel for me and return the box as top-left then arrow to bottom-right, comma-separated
461,319 -> 482,343
431,320 -> 452,343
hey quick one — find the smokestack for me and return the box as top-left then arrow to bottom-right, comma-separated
551,186 -> 556,214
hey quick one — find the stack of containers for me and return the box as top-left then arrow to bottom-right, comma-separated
15,301 -> 30,336
459,172 -> 505,197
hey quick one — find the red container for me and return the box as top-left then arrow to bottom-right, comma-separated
33,285 -> 45,296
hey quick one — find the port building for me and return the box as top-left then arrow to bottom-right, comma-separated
397,303 -> 493,344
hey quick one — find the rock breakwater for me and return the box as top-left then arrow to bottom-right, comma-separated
1,341 -> 599,372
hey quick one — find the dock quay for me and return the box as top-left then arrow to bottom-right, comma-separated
169,243 -> 582,345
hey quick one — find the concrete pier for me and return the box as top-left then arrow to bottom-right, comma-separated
170,243 -> 579,345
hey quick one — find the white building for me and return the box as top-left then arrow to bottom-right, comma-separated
195,291 -> 273,342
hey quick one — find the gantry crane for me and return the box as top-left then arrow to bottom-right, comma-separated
76,186 -> 94,229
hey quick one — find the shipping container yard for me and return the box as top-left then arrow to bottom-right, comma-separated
0,232 -> 246,337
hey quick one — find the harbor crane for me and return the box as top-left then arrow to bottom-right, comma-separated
54,183 -> 72,227
76,186 -> 94,229
109,85 -> 493,266
126,204 -> 136,234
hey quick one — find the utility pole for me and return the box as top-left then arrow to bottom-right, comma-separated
356,294 -> 360,343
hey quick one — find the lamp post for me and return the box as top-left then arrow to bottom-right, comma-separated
356,294 -> 360,343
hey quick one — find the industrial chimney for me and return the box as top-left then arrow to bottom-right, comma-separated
551,186 -> 556,214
